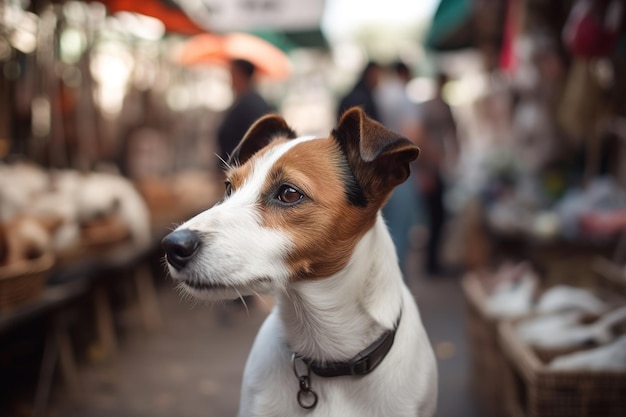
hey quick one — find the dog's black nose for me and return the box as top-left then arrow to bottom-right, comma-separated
162,229 -> 201,270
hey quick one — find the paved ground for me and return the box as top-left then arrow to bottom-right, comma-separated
409,274 -> 482,417
46,247 -> 483,417
49,293 -> 264,417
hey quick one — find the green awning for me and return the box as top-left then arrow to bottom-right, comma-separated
251,28 -> 328,52
425,0 -> 474,51
284,29 -> 328,49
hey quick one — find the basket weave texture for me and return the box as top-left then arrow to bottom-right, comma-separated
462,273 -> 511,417
0,253 -> 54,313
499,321 -> 626,417
56,216 -> 131,266
592,257 -> 626,297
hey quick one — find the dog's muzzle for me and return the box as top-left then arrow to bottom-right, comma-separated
162,229 -> 201,270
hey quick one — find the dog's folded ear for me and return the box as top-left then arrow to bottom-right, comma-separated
333,107 -> 419,201
228,114 -> 297,166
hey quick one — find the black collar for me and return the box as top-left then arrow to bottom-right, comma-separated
296,310 -> 402,378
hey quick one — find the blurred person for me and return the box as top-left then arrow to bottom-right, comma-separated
217,59 -> 273,165
416,73 -> 459,277
337,61 -> 382,122
376,61 -> 422,271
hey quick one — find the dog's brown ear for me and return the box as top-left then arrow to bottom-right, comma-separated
228,114 -> 297,166
333,107 -> 419,204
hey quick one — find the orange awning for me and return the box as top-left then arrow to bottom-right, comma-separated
176,32 -> 292,80
94,0 -> 205,35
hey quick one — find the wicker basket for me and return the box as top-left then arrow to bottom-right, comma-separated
592,257 -> 626,297
56,216 -> 131,266
499,320 -> 626,417
0,253 -> 54,313
462,273 -> 512,417
530,241 -> 614,289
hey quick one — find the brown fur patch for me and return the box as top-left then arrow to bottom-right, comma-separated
333,108 -> 419,207
228,114 -> 297,166
259,138 -> 381,280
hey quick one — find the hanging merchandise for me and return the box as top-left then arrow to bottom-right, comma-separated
499,0 -> 522,74
562,0 -> 623,58
557,59 -> 605,144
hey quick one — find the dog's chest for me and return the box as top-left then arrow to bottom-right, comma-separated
239,312 -> 421,417
243,363 -> 400,417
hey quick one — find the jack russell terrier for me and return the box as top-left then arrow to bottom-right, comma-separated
163,107 -> 438,417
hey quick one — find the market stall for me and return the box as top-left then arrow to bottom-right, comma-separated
443,0 -> 626,416
0,1 -> 228,414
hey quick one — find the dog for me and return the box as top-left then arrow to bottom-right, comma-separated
163,107 -> 438,417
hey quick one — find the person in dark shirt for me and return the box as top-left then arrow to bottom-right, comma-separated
377,61 -> 421,273
416,73 -> 459,277
337,61 -> 382,122
217,59 -> 273,164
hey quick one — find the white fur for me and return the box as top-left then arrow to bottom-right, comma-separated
167,137 -> 438,417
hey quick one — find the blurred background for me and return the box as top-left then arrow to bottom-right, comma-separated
1,0 -> 626,416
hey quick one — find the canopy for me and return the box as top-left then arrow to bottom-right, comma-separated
424,0 -> 474,51
94,0 -> 205,34
176,32 -> 292,79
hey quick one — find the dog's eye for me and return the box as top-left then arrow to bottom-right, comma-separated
224,181 -> 233,197
276,184 -> 303,205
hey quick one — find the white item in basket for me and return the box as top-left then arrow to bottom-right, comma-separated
75,172 -> 151,264
28,190 -> 80,252
519,306 -> 626,349
0,163 -> 50,220
535,285 -> 606,315
517,311 -> 585,344
486,270 -> 537,318
550,335 -> 626,371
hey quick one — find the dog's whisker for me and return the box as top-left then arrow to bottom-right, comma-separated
160,256 -> 171,270
166,222 -> 183,233
174,283 -> 188,302
180,287 -> 193,306
250,289 -> 269,307
175,282 -> 203,309
250,289 -> 270,310
215,153 -> 232,171
235,288 -> 250,316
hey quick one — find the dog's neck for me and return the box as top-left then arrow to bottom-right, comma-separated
278,213 -> 404,362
